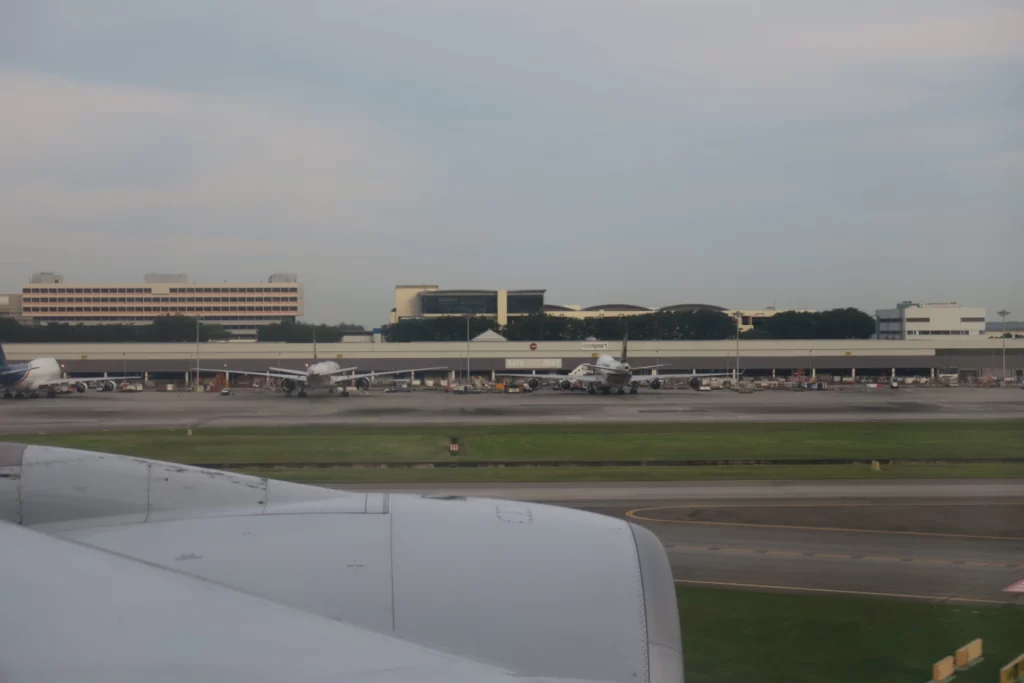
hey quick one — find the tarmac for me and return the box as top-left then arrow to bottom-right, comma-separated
336,480 -> 1024,606
3,387 -> 1021,605
0,385 -> 1022,434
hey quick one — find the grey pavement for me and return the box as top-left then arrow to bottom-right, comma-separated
1,386 -> 1022,434
330,480 -> 1024,606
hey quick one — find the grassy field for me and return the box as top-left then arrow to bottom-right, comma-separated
16,421 -> 1024,481
14,421 -> 1024,464
679,586 -> 1024,683
239,462 -> 1024,483
13,421 -> 1023,482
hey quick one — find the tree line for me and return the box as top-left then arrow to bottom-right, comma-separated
1,308 -> 878,344
380,308 -> 877,342
0,316 -> 232,343
256,321 -> 368,342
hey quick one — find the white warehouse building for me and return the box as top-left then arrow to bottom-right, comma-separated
875,302 -> 987,340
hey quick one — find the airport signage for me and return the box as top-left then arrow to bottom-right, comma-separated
505,358 -> 562,369
581,342 -> 609,351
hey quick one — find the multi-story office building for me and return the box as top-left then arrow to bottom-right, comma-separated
20,272 -> 303,338
875,301 -> 987,339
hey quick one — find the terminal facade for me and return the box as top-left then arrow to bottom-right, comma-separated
18,272 -> 303,339
392,284 -> 809,332
875,301 -> 987,340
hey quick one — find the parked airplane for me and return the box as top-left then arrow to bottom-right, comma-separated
0,344 -> 139,399
0,442 -> 682,682
203,358 -> 447,397
501,332 -> 730,394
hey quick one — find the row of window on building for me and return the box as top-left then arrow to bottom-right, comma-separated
25,306 -> 294,313
23,297 -> 299,305
23,286 -> 299,295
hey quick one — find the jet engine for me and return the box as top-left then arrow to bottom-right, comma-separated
527,378 -> 540,390
560,380 -> 572,390
650,378 -> 663,390
281,378 -> 298,394
689,377 -> 702,390
356,377 -> 371,390
0,444 -> 683,683
74,382 -> 87,393
98,380 -> 116,392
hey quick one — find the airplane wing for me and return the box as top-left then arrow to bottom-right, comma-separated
0,523 -> 536,683
0,443 -> 682,683
627,364 -> 672,372
332,366 -> 449,383
41,375 -> 141,386
498,372 -> 602,384
198,367 -> 312,383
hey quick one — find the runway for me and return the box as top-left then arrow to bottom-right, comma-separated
333,480 -> 1024,606
1,386 -> 1022,434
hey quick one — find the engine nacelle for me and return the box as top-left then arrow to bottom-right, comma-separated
98,381 -> 116,392
74,383 -> 87,393
689,377 -> 702,390
281,378 -> 297,394
650,378 -> 663,390
0,444 -> 683,683
527,378 -> 540,390
560,380 -> 572,390
356,377 -> 371,390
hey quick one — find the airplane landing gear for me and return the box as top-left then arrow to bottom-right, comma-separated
13,392 -> 26,400
297,390 -> 308,398
617,388 -> 626,395
2,390 -> 12,399
587,385 -> 597,395
46,389 -> 57,399
629,387 -> 638,395
601,387 -> 612,395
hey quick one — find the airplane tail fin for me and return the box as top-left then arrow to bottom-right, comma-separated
620,324 -> 628,363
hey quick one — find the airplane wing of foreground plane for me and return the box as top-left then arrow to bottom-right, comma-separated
0,443 -> 683,683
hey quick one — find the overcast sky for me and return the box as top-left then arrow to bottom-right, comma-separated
1,1 -> 1021,326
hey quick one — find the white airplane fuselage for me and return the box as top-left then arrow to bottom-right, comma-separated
1,358 -> 63,394
591,354 -> 632,388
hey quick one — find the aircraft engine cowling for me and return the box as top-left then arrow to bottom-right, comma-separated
355,377 -> 370,390
650,378 -> 663,390
281,378 -> 297,393
527,378 -> 540,390
1,444 -> 684,683
560,380 -> 572,390
74,382 -> 87,393
99,380 -> 116,392
689,377 -> 702,390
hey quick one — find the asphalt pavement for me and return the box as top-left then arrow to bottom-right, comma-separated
0,386 -> 1022,434
333,480 -> 1024,606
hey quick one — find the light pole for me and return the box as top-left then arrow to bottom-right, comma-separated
466,315 -> 471,386
195,317 -> 201,391
998,309 -> 1010,382
734,313 -> 741,381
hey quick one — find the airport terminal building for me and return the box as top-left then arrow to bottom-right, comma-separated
392,284 -> 809,332
18,272 -> 303,339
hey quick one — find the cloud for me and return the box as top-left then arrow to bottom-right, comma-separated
0,69 -> 421,240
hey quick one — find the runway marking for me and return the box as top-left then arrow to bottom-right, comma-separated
626,506 -> 1024,541
633,502 -> 1024,509
666,544 -> 1020,568
673,579 -> 1017,605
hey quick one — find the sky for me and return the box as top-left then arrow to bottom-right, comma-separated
1,1 -> 1022,326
